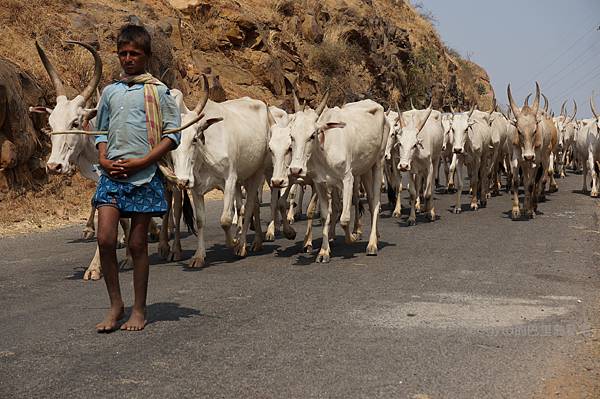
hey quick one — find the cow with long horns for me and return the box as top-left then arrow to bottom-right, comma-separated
507,82 -> 555,218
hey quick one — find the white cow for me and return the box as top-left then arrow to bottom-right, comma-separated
287,94 -> 387,262
394,104 -> 443,224
448,105 -> 494,212
266,104 -> 319,252
264,105 -> 297,242
507,83 -> 556,218
574,97 -> 600,196
383,109 -> 403,217
555,100 -> 577,177
172,85 -> 270,267
440,112 -> 456,192
488,106 -> 510,195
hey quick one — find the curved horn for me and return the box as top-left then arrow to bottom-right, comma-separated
394,101 -> 404,128
489,96 -> 496,116
266,105 -> 277,127
65,41 -> 102,103
193,74 -> 209,114
569,99 -> 577,123
541,93 -> 549,114
532,82 -> 540,114
467,103 -> 476,118
560,100 -> 567,117
315,89 -> 329,117
507,84 -> 520,119
591,96 -> 599,119
35,41 -> 66,98
410,98 -> 416,110
524,93 -> 532,107
416,102 -> 433,133
292,87 -> 302,113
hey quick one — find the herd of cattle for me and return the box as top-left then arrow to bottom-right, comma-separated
29,41 -> 599,280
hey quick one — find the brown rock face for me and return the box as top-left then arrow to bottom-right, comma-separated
301,15 -> 324,43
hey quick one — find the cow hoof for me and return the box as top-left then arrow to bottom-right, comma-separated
304,244 -> 313,253
188,257 -> 205,268
528,211 -> 535,219
83,268 -> 102,281
471,204 -> 479,211
392,211 -> 401,218
549,185 -> 558,193
287,216 -> 295,225
283,227 -> 297,240
158,243 -> 171,259
480,200 -> 487,208
511,209 -> 521,220
82,228 -> 95,240
428,212 -> 436,221
453,207 -> 462,214
345,234 -> 357,245
366,245 -> 378,256
168,250 -> 182,262
592,191 -> 599,198
264,231 -> 275,242
235,243 -> 248,257
251,240 -> 263,253
316,253 -> 330,263
407,218 -> 416,226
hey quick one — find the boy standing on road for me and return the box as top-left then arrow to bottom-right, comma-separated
93,24 -> 181,332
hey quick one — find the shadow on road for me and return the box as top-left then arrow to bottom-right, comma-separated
145,302 -> 206,325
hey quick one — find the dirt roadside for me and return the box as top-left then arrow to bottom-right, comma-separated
0,175 -> 223,238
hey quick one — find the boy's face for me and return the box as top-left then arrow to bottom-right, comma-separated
118,42 -> 147,75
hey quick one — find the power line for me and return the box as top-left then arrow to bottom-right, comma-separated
553,63 -> 600,101
542,40 -> 600,92
515,20 -> 600,91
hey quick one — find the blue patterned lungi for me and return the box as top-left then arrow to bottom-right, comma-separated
92,172 -> 168,217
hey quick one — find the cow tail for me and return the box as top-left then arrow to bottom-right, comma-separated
182,190 -> 197,236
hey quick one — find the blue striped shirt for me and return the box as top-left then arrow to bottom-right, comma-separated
95,81 -> 181,186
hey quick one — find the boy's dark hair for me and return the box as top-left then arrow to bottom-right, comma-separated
117,24 -> 152,55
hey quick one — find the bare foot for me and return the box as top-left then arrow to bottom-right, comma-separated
120,308 -> 147,331
96,303 -> 124,333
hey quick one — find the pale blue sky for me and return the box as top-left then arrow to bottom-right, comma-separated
420,0 -> 600,117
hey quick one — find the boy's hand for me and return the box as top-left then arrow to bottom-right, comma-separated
112,158 -> 148,178
99,157 -> 127,177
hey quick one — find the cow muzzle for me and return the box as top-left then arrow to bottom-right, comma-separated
453,147 -> 463,155
46,162 -> 65,175
398,163 -> 410,172
289,166 -> 304,177
523,154 -> 535,162
271,178 -> 287,188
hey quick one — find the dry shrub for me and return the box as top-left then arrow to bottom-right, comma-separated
274,0 -> 295,16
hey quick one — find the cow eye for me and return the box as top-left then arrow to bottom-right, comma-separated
310,132 -> 316,140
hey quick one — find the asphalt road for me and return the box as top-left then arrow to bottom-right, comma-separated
1,172 -> 599,398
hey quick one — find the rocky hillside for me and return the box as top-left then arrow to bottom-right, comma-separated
0,0 -> 492,196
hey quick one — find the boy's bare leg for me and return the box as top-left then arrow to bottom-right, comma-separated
96,206 -> 124,332
121,213 -> 152,331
